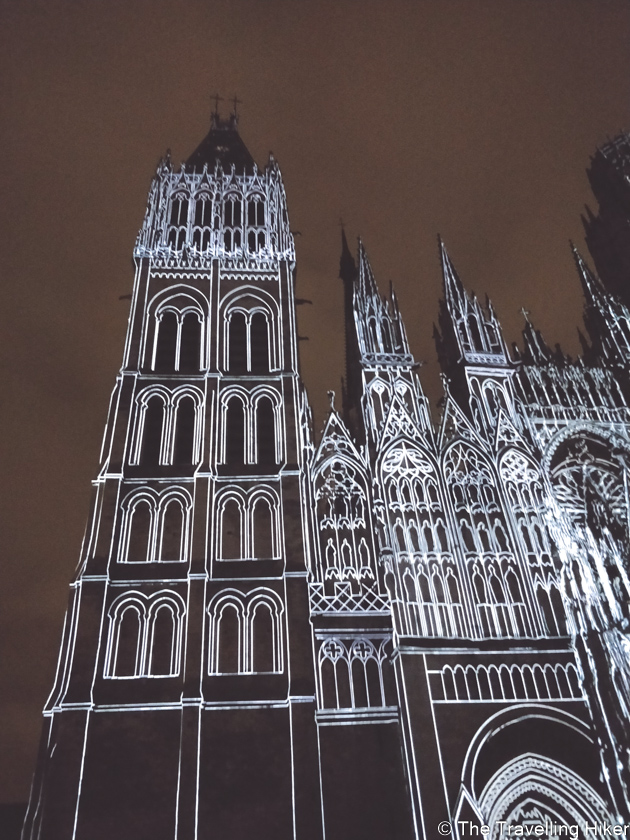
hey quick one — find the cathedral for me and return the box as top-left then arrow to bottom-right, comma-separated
21,112 -> 630,840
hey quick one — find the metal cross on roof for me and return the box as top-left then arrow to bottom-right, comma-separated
231,95 -> 243,116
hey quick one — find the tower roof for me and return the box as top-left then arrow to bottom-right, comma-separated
185,113 -> 257,174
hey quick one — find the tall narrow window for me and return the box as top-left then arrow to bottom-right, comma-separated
256,398 -> 276,467
251,603 -> 274,672
170,197 -> 189,226
194,196 -> 212,226
174,397 -> 196,464
180,314 -> 201,373
467,314 -> 483,351
250,313 -> 269,373
149,606 -> 176,676
217,605 -> 240,673
221,499 -> 242,559
253,498 -> 274,558
160,499 -> 184,562
225,398 -> 245,468
155,312 -> 178,372
127,501 -> 152,563
114,607 -> 142,677
229,313 -> 247,373
224,197 -> 242,227
141,397 -> 164,465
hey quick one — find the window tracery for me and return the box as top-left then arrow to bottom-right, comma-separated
192,192 -> 213,251
227,308 -> 272,374
313,457 -> 376,589
133,386 -> 203,467
105,591 -> 184,678
500,449 -> 564,635
444,443 -> 534,638
119,488 -> 192,564
223,194 -> 242,251
246,194 -> 266,252
216,488 -> 280,560
153,307 -> 203,373
317,637 -> 395,710
167,194 -> 189,250
207,588 -> 284,674
220,387 -> 283,468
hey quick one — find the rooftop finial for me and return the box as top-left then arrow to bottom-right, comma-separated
231,94 -> 243,118
210,93 -> 224,128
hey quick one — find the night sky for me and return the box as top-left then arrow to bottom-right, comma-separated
0,0 -> 628,803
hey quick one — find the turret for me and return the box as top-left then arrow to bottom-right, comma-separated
573,244 -> 630,367
434,238 -> 516,434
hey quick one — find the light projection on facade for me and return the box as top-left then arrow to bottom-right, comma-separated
21,115 -> 630,839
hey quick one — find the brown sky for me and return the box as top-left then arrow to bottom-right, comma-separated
0,0 -> 628,803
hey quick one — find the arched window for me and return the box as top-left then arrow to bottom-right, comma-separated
250,313 -> 269,373
141,396 -> 164,465
194,195 -> 212,227
229,313 -> 247,373
251,602 -> 274,672
179,313 -> 201,373
221,498 -> 243,560
366,658 -> 382,707
467,314 -> 483,351
149,605 -> 176,676
170,196 -> 189,226
174,397 -> 196,464
114,607 -> 142,677
256,398 -> 276,467
247,199 -> 265,226
490,572 -> 506,603
335,658 -> 352,708
127,501 -> 152,563
155,312 -> 178,372
321,658 -> 337,708
225,398 -> 245,467
159,499 -> 184,562
352,659 -> 369,707
217,604 -> 241,673
224,196 -> 242,227
473,569 -> 488,602
253,498 -> 274,558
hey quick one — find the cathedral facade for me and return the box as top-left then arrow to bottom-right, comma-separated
22,115 -> 630,840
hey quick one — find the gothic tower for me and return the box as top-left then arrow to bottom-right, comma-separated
22,109 -> 321,840
22,111 -> 630,840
